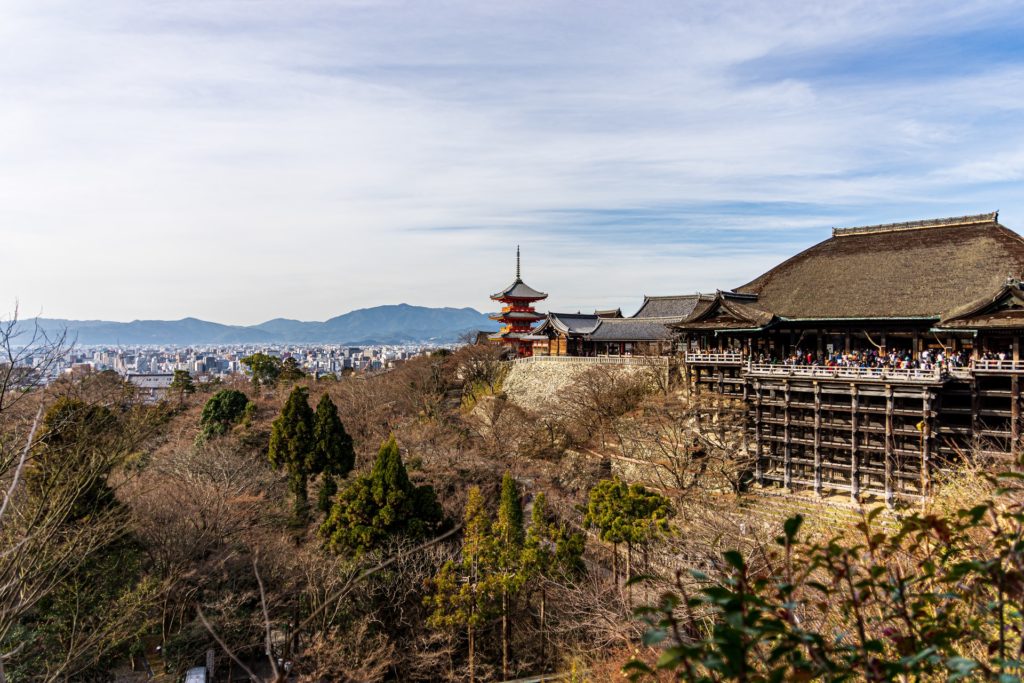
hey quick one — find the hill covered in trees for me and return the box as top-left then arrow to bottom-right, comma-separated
1,325 -> 1017,682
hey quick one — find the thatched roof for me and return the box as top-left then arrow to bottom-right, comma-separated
735,213 -> 1024,320
937,281 -> 1024,329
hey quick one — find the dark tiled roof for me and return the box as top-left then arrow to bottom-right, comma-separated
735,213 -> 1024,320
491,278 -> 548,301
632,294 -> 713,319
587,317 -> 677,342
538,312 -> 601,335
595,308 -> 623,318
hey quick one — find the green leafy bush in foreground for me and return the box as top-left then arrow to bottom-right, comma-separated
630,472 -> 1024,682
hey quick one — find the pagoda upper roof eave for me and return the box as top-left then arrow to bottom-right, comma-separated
490,277 -> 548,301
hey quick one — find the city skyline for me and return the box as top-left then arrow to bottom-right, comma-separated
3,1 -> 1024,324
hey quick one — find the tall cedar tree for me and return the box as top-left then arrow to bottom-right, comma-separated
522,492 -> 585,668
312,393 -> 355,513
319,435 -> 443,553
585,477 -> 672,602
494,472 -> 525,680
427,486 -> 501,683
269,386 -> 315,523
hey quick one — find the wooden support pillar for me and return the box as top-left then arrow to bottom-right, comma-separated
913,331 -> 920,356
783,381 -> 792,489
1015,337 -> 1021,363
850,385 -> 860,503
884,385 -> 895,508
754,382 -> 763,485
881,331 -> 888,354
971,378 -> 981,450
921,391 -> 932,497
717,368 -> 724,395
844,332 -> 851,355
816,329 -> 823,359
1012,374 -> 1021,457
813,382 -> 822,496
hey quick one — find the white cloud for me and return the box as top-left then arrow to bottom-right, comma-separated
0,0 -> 1023,324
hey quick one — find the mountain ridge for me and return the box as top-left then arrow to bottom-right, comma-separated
12,304 -> 498,345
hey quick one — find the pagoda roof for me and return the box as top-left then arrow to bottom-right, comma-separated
489,332 -> 548,342
490,278 -> 548,301
734,212 -> 1024,320
490,310 -> 545,321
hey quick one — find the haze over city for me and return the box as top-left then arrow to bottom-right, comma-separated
3,1 -> 1024,324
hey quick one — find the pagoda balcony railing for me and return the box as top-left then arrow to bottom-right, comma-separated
684,352 -> 745,365
972,359 -> 1024,373
743,363 -> 943,383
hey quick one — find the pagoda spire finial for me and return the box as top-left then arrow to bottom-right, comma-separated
516,245 -> 521,279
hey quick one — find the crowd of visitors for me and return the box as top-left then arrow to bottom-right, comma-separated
754,347 -> 979,372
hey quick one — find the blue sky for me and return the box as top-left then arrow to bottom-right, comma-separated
2,0 -> 1024,323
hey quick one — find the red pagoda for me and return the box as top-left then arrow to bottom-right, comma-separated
489,247 -> 548,357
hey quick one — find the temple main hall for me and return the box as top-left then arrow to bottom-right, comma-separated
488,212 -> 1024,503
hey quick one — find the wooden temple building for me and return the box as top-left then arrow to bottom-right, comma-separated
495,212 -> 1024,503
673,212 -> 1024,502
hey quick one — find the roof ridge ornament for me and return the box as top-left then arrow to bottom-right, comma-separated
832,212 -> 999,238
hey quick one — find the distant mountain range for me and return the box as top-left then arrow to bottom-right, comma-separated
14,304 -> 498,346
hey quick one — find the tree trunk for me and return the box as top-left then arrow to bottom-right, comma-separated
501,586 -> 509,680
468,621 -> 475,683
626,542 -> 633,608
612,542 -> 619,584
539,587 -> 547,669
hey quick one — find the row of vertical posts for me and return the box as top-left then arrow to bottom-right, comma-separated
749,378 -> 936,504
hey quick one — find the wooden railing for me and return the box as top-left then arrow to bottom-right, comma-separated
973,359 -> 1024,372
744,363 -> 943,382
684,352 -> 745,365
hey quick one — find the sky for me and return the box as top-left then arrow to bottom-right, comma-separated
3,0 -> 1024,324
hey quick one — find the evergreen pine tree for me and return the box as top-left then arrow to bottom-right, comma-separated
427,486 -> 501,683
199,389 -> 250,439
494,472 -> 525,680
319,435 -> 443,553
585,477 -> 672,604
169,369 -> 195,395
311,393 -> 355,513
522,491 -> 585,668
269,386 -> 315,524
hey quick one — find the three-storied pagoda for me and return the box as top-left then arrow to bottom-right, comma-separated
489,247 -> 548,357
